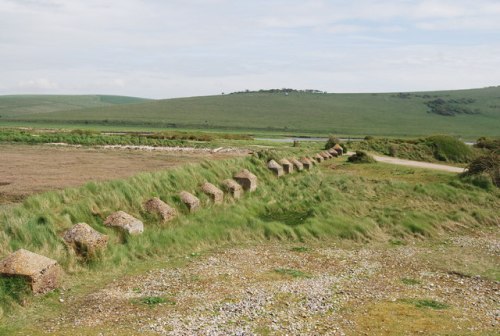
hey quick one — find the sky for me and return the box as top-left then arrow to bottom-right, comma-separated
1,0 -> 499,99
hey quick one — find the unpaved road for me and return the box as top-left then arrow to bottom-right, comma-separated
347,152 -> 465,173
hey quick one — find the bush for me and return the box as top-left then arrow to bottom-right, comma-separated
475,137 -> 500,152
462,152 -> 499,187
347,151 -> 376,164
325,135 -> 340,150
425,135 -> 474,163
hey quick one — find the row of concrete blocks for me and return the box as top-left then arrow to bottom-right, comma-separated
0,169 -> 259,295
266,147 -> 343,176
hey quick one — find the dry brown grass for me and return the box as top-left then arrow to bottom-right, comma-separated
0,144 -> 239,204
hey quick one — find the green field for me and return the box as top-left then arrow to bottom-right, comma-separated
0,95 -> 150,117
2,87 -> 500,138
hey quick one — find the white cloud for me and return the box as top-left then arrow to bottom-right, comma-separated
0,0 -> 499,98
18,78 -> 58,90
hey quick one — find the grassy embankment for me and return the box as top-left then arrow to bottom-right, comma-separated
3,87 -> 500,138
1,148 -> 499,319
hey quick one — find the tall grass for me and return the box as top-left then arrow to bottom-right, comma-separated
0,155 -> 498,314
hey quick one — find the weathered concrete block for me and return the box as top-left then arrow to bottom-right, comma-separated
314,154 -> 324,163
289,158 -> 303,171
0,249 -> 62,294
333,144 -> 344,155
201,182 -> 224,204
104,211 -> 144,235
267,159 -> 284,177
144,197 -> 177,222
221,179 -> 242,199
180,191 -> 200,213
328,148 -> 339,157
64,223 -> 108,256
321,151 -> 332,159
234,169 -> 257,192
279,159 -> 294,174
299,157 -> 313,170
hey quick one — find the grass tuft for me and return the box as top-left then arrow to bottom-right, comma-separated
274,268 -> 311,278
402,299 -> 449,310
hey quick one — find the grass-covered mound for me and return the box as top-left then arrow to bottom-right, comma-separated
0,152 -> 498,315
347,151 -> 376,163
352,135 -> 475,164
426,135 -> 474,163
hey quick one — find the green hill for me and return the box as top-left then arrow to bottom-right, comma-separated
0,95 -> 151,117
4,87 -> 500,137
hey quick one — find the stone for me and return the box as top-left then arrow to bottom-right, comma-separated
333,144 -> 344,155
289,158 -> 304,171
104,211 -> 144,235
267,160 -> 284,177
234,169 -> 257,192
314,154 -> 324,163
201,182 -> 224,204
63,223 -> 108,256
279,159 -> 294,174
328,148 -> 339,157
0,249 -> 62,294
221,179 -> 243,199
180,191 -> 200,213
320,152 -> 332,159
299,157 -> 313,170
144,197 -> 177,222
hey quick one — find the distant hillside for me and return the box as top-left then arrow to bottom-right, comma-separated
0,95 -> 151,117
4,87 -> 500,137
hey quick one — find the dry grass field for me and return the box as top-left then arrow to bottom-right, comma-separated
0,144 -> 242,204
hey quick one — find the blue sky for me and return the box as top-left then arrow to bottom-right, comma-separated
1,0 -> 499,98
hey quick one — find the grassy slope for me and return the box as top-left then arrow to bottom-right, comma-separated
0,95 -> 151,117
1,149 -> 499,316
7,87 -> 500,137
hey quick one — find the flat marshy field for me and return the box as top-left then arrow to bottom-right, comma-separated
0,149 -> 498,335
0,144 -> 243,205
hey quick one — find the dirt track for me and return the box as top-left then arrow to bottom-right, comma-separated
347,152 -> 465,173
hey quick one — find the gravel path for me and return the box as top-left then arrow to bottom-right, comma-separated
347,151 -> 465,173
36,233 -> 499,336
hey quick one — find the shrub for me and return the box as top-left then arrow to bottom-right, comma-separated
475,137 -> 500,151
462,152 -> 499,187
425,135 -> 474,163
325,135 -> 340,150
347,151 -> 376,164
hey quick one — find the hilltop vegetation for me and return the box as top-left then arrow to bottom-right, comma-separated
0,95 -> 150,117
3,87 -> 500,137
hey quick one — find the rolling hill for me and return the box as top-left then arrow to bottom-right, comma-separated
0,95 -> 151,117
3,87 -> 500,137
